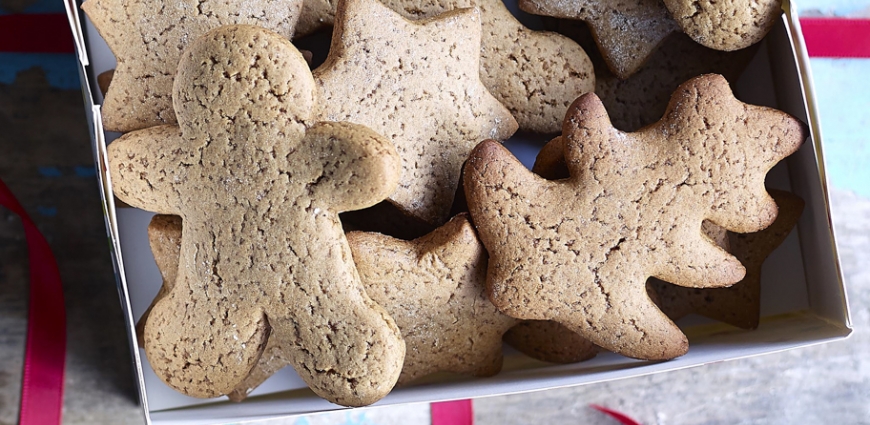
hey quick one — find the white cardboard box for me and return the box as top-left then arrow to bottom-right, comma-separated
63,1 -> 852,423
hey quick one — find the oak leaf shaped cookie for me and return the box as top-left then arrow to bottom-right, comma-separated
651,190 -> 804,329
663,0 -> 782,51
313,0 -> 518,225
210,215 -> 515,399
518,0 -> 680,79
464,74 -> 806,360
81,0 -> 301,133
109,25 -> 405,406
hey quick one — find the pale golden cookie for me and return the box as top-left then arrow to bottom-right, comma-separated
109,25 -> 405,406
313,0 -> 518,225
81,0 -> 301,132
463,74 -> 806,360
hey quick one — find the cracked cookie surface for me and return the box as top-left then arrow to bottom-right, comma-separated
463,74 -> 806,360
518,0 -> 679,79
224,214 -> 518,399
663,0 -> 782,51
651,190 -> 804,329
313,0 -> 517,225
108,25 -> 405,406
82,0 -> 301,132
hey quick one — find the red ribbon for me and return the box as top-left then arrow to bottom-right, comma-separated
0,178 -> 66,425
591,404 -> 642,425
431,399 -> 474,425
801,18 -> 870,58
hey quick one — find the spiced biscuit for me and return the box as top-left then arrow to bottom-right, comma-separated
226,214 -> 518,399
464,74 -> 806,360
291,0 -> 595,134
518,0 -> 679,79
313,0 -> 518,225
651,190 -> 804,329
503,320 -> 598,364
380,0 -> 595,133
554,22 -> 759,132
663,0 -> 782,51
109,25 -> 405,406
81,0 -> 302,133
134,214 -> 182,347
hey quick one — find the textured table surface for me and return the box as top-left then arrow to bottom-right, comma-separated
1,1 -> 869,424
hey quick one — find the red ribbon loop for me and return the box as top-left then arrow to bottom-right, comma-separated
0,178 -> 66,425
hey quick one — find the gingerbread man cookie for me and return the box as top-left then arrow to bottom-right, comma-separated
464,74 -> 806,360
313,0 -> 518,225
82,0 -> 301,132
109,25 -> 405,406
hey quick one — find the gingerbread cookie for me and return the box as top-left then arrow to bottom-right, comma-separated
651,190 -> 804,329
293,0 -> 595,134
503,320 -> 598,364
313,0 -> 518,225
554,22 -> 759,132
464,74 -> 806,360
109,25 -> 405,406
226,214 -> 518,399
663,0 -> 782,51
81,0 -> 302,133
134,214 -> 182,347
518,0 -> 680,79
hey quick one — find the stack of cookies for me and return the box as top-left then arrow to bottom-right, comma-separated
84,0 -> 806,406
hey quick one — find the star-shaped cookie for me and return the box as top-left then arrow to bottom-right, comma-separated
464,74 -> 806,360
518,0 -> 680,79
109,25 -> 405,406
82,0 -> 302,133
225,214 -> 518,399
663,0 -> 782,51
553,21 -> 760,132
651,190 -> 804,329
313,0 -> 518,225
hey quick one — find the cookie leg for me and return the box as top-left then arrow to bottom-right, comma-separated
559,283 -> 689,360
143,288 -> 270,398
269,288 -> 405,407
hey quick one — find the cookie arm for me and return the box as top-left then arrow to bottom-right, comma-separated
297,121 -> 401,212
107,125 -> 192,214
